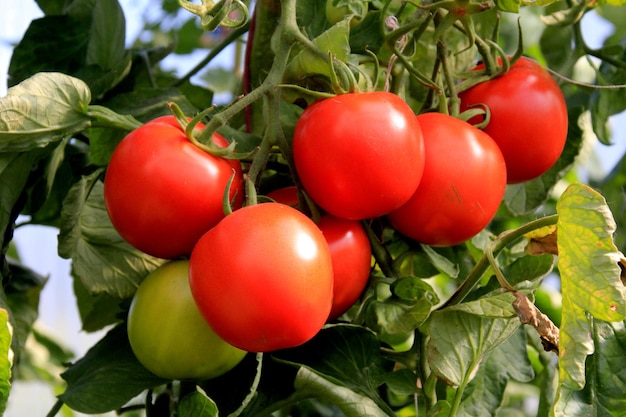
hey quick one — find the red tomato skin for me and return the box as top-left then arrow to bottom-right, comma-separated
388,113 -> 507,246
104,116 -> 243,259
318,215 -> 371,320
188,203 -> 333,352
292,92 -> 425,220
459,57 -> 568,184
267,186 -> 372,320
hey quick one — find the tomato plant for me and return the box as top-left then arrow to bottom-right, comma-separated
388,112 -> 507,246
3,0 -> 626,416
103,116 -> 243,259
189,202 -> 334,352
459,57 -> 568,184
292,91 -> 425,220
127,260 -> 247,380
267,186 -> 372,320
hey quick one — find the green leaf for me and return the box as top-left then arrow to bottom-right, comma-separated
556,183 -> 626,389
552,320 -> 626,416
0,73 -> 92,152
421,244 -> 460,278
446,283 -> 535,319
72,273 -> 125,332
0,308 -> 13,414
456,329 -> 534,417
373,277 -> 439,335
590,47 -> 626,145
7,15 -> 90,87
86,0 -> 127,71
58,174 -> 164,298
284,19 -> 351,84
5,259 -> 47,364
0,151 -> 40,249
495,0 -> 521,13
294,367 -> 390,417
178,388 -> 219,417
59,324 -> 168,414
275,324 -> 394,414
427,309 -> 521,387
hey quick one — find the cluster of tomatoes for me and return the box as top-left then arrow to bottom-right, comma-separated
102,56 -> 567,381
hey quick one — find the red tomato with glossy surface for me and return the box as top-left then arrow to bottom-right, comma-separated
459,57 -> 568,183
189,203 -> 333,352
127,260 -> 247,380
388,113 -> 507,246
104,116 -> 243,259
292,92 -> 425,220
267,186 -> 372,320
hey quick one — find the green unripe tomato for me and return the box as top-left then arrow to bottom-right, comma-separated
127,260 -> 247,380
326,0 -> 367,27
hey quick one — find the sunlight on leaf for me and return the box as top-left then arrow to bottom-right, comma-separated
427,309 -> 521,388
0,72 -> 92,152
0,309 -> 12,414
556,183 -> 626,389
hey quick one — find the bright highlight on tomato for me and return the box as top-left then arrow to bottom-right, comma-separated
267,186 -> 372,320
388,113 -> 507,246
459,57 -> 568,184
292,92 -> 425,220
127,260 -> 247,380
103,116 -> 243,259
189,203 -> 334,352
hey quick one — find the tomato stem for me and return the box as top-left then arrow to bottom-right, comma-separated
441,214 -> 559,308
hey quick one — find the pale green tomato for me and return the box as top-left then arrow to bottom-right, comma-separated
127,260 -> 247,380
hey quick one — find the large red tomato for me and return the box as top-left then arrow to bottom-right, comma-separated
388,113 -> 507,246
104,116 -> 243,259
459,57 -> 568,183
292,92 -> 425,220
188,203 -> 333,352
267,186 -> 372,320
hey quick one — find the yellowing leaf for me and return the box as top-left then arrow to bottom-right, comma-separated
556,183 -> 626,390
0,309 -> 13,414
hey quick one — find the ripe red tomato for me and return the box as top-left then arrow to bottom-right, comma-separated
292,92 -> 425,220
127,260 -> 247,380
388,113 -> 507,246
267,186 -> 372,320
189,203 -> 333,352
459,57 -> 568,183
104,116 -> 243,259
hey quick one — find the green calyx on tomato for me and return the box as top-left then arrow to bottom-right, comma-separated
127,260 -> 247,381
103,116 -> 244,259
189,202 -> 334,352
293,91 -> 425,221
459,57 -> 568,184
388,112 -> 507,247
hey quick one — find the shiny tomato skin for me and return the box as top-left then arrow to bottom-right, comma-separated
104,116 -> 243,259
189,203 -> 334,352
459,57 -> 568,184
267,186 -> 372,320
318,215 -> 371,319
292,92 -> 425,220
127,260 -> 247,380
388,113 -> 507,246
